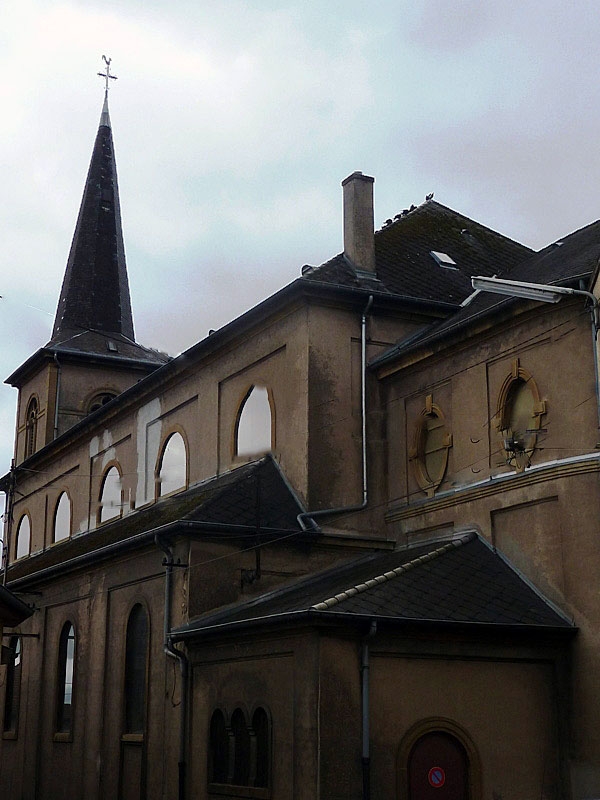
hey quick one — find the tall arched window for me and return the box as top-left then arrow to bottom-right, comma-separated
234,385 -> 273,458
123,604 -> 149,735
99,465 -> 122,523
25,397 -> 38,458
53,492 -> 71,543
3,636 -> 21,734
15,514 -> 31,560
231,709 -> 251,786
156,432 -> 187,498
209,710 -> 230,784
56,622 -> 75,734
253,707 -> 270,788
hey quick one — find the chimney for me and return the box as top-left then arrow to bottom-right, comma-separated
342,171 -> 375,273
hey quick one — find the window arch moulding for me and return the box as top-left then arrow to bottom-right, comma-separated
15,513 -> 31,560
233,385 -> 275,461
24,395 -> 39,459
123,602 -> 149,737
409,395 -> 452,497
87,390 -> 118,415
496,358 -> 545,472
208,704 -> 272,793
53,491 -> 72,543
98,464 -> 123,524
155,429 -> 188,499
55,621 -> 76,739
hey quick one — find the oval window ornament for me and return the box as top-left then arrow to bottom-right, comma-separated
410,396 -> 452,496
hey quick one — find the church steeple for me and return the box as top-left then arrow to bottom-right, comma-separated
5,62 -> 169,462
51,84 -> 134,343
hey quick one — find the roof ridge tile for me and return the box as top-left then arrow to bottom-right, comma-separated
311,536 -> 471,611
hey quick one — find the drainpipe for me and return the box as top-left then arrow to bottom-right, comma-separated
361,620 -> 377,800
156,535 -> 189,800
2,460 -> 15,586
53,354 -> 61,440
298,294 -> 374,530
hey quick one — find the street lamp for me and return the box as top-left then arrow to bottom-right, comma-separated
471,276 -> 599,327
471,274 -> 600,426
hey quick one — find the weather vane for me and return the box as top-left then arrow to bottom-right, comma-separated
97,55 -> 117,93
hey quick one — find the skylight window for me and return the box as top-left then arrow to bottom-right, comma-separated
430,251 -> 457,269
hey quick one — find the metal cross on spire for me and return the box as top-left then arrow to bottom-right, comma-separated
97,55 -> 117,94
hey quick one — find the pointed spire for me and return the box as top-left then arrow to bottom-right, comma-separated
51,83 -> 135,344
99,90 -> 111,129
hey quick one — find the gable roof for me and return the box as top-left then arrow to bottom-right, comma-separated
304,201 -> 532,305
172,530 -> 574,640
372,217 -> 600,369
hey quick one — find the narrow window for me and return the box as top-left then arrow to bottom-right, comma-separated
56,623 -> 75,734
209,710 -> 230,784
253,707 -> 270,788
15,515 -> 31,560
157,432 -> 187,497
235,386 -> 273,458
99,465 -> 122,523
25,397 -> 38,458
3,636 -> 21,734
123,604 -> 148,735
53,492 -> 71,543
231,709 -> 251,785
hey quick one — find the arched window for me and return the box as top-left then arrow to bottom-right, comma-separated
56,622 -> 75,734
156,432 -> 187,497
25,397 -> 38,458
15,514 -> 31,560
209,710 -> 230,784
231,709 -> 251,786
53,492 -> 71,543
235,385 -> 273,458
253,707 -> 270,788
3,636 -> 22,733
123,604 -> 149,735
99,465 -> 122,523
88,392 -> 117,414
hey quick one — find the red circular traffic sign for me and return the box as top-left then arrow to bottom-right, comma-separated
428,767 -> 446,788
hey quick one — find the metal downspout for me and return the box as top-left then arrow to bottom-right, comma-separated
2,460 -> 15,586
298,294 -> 374,530
361,620 -> 377,800
156,535 -> 189,800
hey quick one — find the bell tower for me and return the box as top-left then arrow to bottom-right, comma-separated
6,60 -> 168,464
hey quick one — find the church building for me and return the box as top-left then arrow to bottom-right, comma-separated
2,78 -> 600,800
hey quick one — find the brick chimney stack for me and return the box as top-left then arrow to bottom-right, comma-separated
342,171 -> 375,273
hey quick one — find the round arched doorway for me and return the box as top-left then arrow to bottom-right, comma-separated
408,731 -> 468,799
398,719 -> 480,800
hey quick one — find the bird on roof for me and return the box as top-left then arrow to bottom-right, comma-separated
425,192 -> 434,201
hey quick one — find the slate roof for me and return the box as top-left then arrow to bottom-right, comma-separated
372,217 -> 600,368
7,456 -> 307,588
304,201 -> 532,305
51,95 -> 135,345
172,531 -> 573,639
0,584 -> 34,627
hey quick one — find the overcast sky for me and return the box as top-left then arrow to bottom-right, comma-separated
1,0 -> 600,474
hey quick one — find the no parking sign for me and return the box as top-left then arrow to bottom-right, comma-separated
428,767 -> 446,788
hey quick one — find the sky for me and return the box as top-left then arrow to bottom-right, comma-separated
1,0 -> 600,473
